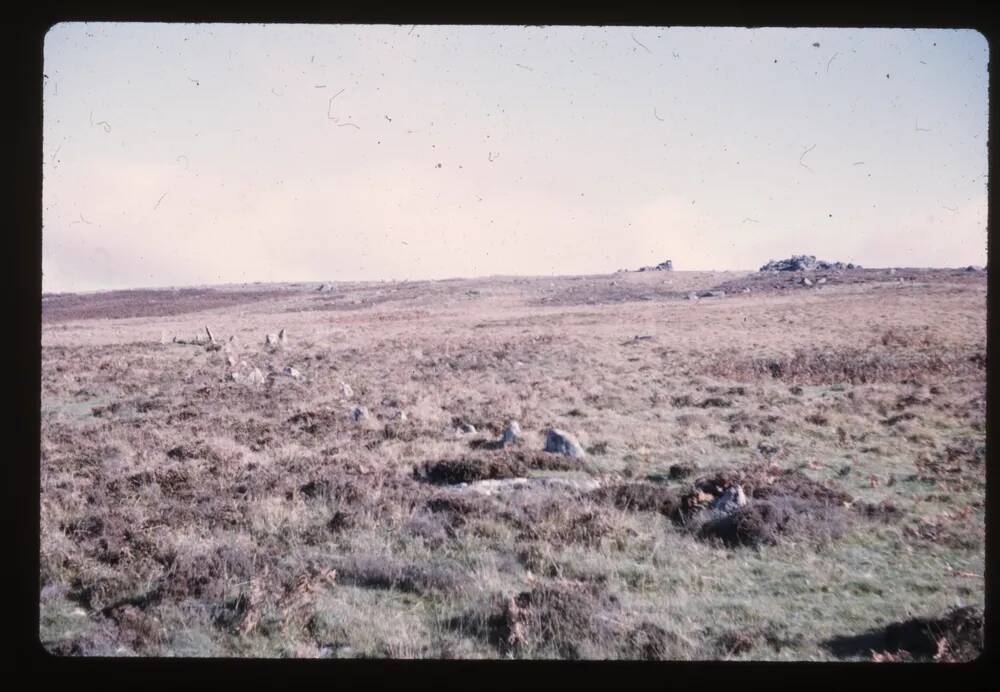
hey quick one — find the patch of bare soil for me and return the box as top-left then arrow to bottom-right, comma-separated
822,606 -> 983,661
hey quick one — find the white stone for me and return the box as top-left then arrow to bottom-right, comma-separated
501,421 -> 523,447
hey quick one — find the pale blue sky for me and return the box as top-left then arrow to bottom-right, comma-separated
43,23 -> 988,292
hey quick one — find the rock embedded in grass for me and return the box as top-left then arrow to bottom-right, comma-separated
544,429 -> 586,459
710,485 -> 748,513
350,406 -> 370,422
501,421 -> 523,447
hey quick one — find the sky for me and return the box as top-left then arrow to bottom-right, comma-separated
42,23 -> 989,293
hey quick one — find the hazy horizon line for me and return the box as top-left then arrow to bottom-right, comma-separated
40,262 -> 987,297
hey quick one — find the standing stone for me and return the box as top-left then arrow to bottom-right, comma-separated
278,329 -> 288,346
501,421 -> 523,447
205,326 -> 215,344
544,429 -> 586,459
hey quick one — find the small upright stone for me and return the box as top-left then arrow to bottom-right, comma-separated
544,428 -> 586,459
350,406 -> 369,422
501,421 -> 523,447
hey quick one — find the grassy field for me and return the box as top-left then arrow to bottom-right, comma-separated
39,267 -> 986,660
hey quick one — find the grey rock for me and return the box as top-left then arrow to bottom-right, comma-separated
246,368 -> 266,386
341,382 -> 354,398
283,366 -> 301,379
350,406 -> 370,422
501,421 -> 523,447
687,292 -> 700,301
544,428 -> 586,459
801,277 -> 813,286
458,423 -> 477,434
759,255 -> 859,272
710,485 -> 748,514
638,259 -> 673,272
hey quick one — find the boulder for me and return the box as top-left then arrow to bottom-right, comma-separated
350,406 -> 370,422
544,428 -> 586,459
